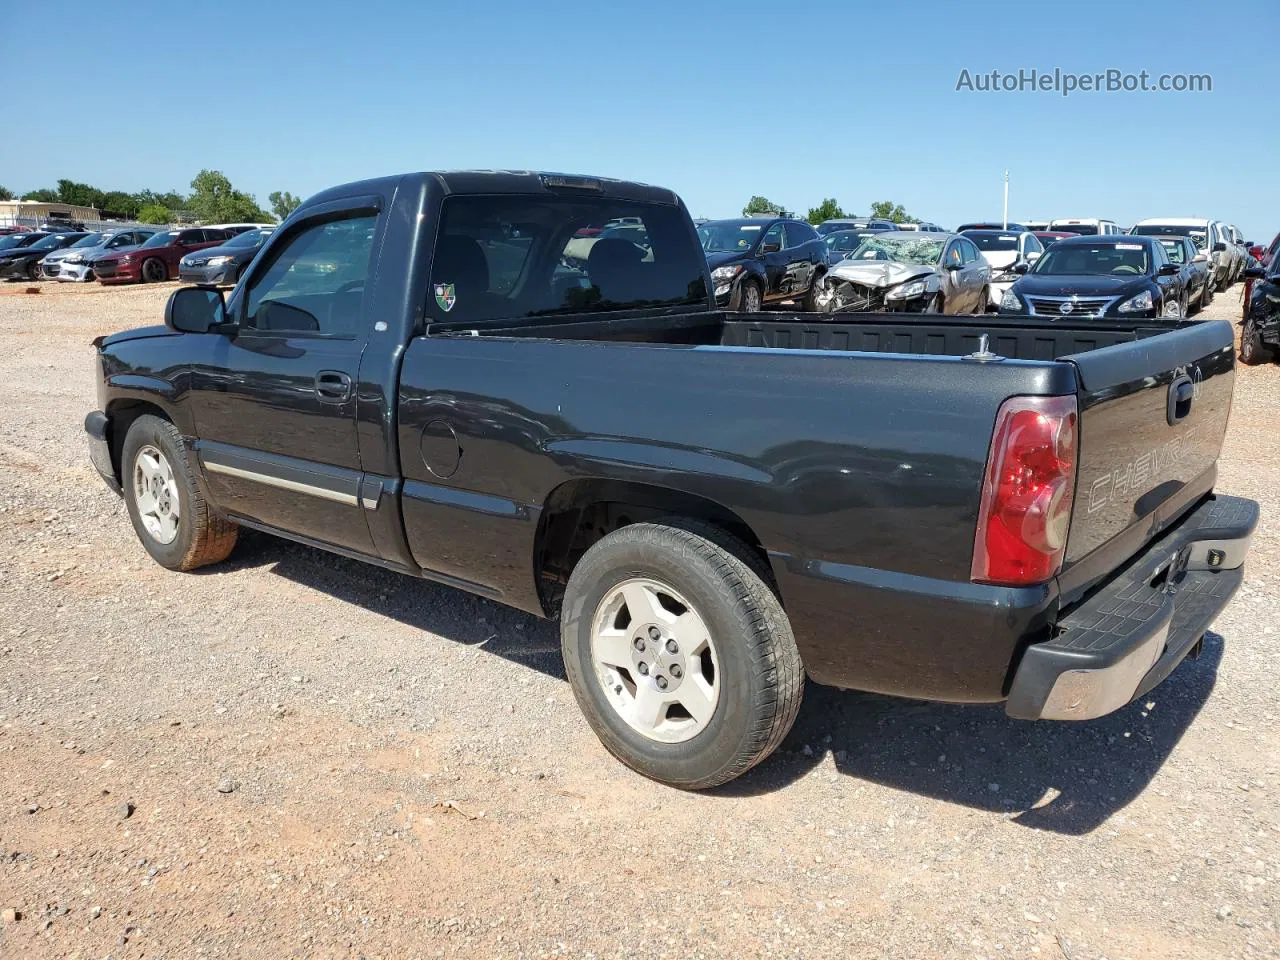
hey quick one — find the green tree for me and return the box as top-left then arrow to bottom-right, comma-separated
100,191 -> 141,219
137,204 -> 172,225
869,200 -> 912,223
188,169 -> 271,224
806,198 -> 845,225
22,188 -> 59,202
742,195 -> 780,217
268,190 -> 302,220
0,186 -> 12,201
135,189 -> 187,211
56,179 -> 106,210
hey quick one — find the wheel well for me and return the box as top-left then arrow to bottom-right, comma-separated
534,478 -> 771,616
106,400 -> 170,481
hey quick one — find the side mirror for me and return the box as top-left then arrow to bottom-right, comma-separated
1013,262 -> 1030,274
1193,252 -> 1209,263
1026,251 -> 1041,262
165,286 -> 229,334
945,261 -> 962,271
1157,263 -> 1180,276
1213,241 -> 1227,253
1245,265 -> 1266,280
759,242 -> 781,255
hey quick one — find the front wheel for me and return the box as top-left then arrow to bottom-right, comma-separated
737,278 -> 762,313
1240,319 -> 1274,366
122,415 -> 238,570
27,260 -> 42,281
803,272 -> 835,313
560,521 -> 803,790
924,293 -> 945,314
141,257 -> 167,283
1162,294 -> 1186,320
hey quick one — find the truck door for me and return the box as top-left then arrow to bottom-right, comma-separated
188,201 -> 383,555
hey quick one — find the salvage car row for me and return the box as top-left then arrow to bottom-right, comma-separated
696,213 -> 1262,322
0,223 -> 272,285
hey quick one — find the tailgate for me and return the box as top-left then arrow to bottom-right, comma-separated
1058,320 -> 1236,601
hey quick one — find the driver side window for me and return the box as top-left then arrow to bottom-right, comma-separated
243,214 -> 377,336
761,223 -> 785,252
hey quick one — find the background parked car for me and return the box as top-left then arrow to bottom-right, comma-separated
827,231 -> 989,314
955,221 -> 1028,232
0,232 -> 47,251
1049,218 -> 1123,236
699,217 -> 833,312
816,218 -> 896,236
961,229 -> 1045,311
205,222 -> 275,237
0,232 -> 88,281
999,235 -> 1186,320
1129,218 -> 1237,292
1155,235 -> 1213,313
93,227 -> 230,285
823,228 -> 886,264
179,227 -> 273,285
1033,230 -> 1074,247
42,229 -> 156,281
1241,261 -> 1280,364
1022,220 -> 1051,232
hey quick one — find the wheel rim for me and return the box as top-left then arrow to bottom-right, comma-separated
1163,297 -> 1183,319
133,444 -> 180,544
1243,324 -> 1255,361
144,259 -> 163,282
814,275 -> 834,310
589,577 -> 721,744
744,284 -> 760,312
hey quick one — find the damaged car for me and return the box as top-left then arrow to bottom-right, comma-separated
828,232 -> 989,314
961,229 -> 1044,311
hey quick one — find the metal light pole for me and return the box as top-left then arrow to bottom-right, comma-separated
1002,170 -> 1009,230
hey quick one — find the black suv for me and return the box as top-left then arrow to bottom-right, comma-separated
698,217 -> 833,312
999,235 -> 1188,321
1242,261 -> 1280,364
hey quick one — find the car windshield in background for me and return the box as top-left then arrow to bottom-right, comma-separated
965,231 -> 1019,252
847,236 -> 944,266
141,231 -> 179,249
70,233 -> 104,248
698,221 -> 764,253
226,229 -> 270,248
431,196 -> 706,323
0,235 -> 34,250
1131,224 -> 1209,250
1032,242 -> 1150,276
1052,224 -> 1100,235
824,231 -> 875,254
29,234 -> 72,251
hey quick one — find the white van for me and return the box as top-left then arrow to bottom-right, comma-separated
1049,218 -> 1123,236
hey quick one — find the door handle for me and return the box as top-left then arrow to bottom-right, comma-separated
316,370 -> 352,402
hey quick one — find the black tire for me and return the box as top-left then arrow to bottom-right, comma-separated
121,414 -> 238,570
1240,319 -> 1273,366
736,278 -> 762,314
141,257 -> 167,283
1201,278 -> 1214,309
1217,272 -> 1230,293
560,520 -> 804,790
803,271 -> 833,313
27,260 -> 42,282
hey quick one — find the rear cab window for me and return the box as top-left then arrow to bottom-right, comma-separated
427,196 -> 707,324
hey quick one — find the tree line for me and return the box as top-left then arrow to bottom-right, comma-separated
0,174 -> 303,225
742,195 -> 913,225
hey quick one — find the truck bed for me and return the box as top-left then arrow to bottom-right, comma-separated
431,310 -> 1169,362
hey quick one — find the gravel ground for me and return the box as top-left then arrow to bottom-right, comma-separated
0,279 -> 1276,960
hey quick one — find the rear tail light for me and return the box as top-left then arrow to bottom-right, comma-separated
971,394 -> 1078,586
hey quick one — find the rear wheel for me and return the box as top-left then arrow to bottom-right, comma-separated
560,521 -> 803,790
1240,319 -> 1274,366
141,257 -> 167,283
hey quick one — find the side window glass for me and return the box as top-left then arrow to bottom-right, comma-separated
243,215 -> 377,336
960,239 -> 978,264
946,243 -> 963,267
784,222 -> 813,249
760,223 -> 785,252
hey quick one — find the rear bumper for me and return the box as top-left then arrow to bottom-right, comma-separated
85,410 -> 121,495
1006,494 -> 1257,721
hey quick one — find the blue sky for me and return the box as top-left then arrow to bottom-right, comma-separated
6,1 -> 1278,239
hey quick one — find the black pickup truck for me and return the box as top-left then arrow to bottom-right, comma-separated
86,170 -> 1257,790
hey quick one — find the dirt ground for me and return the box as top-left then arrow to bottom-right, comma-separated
0,279 -> 1276,960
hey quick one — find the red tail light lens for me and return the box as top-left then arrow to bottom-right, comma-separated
971,394 -> 1078,586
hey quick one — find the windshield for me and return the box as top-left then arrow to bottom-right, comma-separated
824,231 -> 875,254
0,234 -> 36,250
1131,224 -> 1208,250
70,233 -> 103,248
698,221 -> 765,253
29,234 -> 72,251
964,231 -> 1019,252
225,228 -> 270,248
1051,223 -> 1100,236
141,231 -> 179,249
846,236 -> 944,266
1032,242 -> 1151,276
